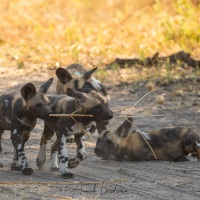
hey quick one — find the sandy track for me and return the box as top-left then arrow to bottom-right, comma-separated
0,70 -> 200,199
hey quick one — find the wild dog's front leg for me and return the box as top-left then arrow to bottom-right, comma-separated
50,139 -> 59,172
66,135 -> 75,143
58,133 -> 74,178
10,129 -> 33,175
36,123 -> 54,169
68,134 -> 86,169
49,135 -> 76,172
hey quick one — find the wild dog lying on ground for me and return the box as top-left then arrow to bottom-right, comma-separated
0,78 -> 53,175
94,118 -> 200,162
36,82 -> 113,178
56,64 -> 110,142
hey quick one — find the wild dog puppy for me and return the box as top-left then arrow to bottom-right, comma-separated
0,78 -> 53,175
56,64 -> 109,141
56,63 -> 108,97
36,82 -> 113,178
94,118 -> 200,162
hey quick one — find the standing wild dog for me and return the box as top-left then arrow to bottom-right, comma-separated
56,64 -> 110,142
0,78 -> 53,175
56,63 -> 108,97
36,82 -> 113,178
95,118 -> 200,162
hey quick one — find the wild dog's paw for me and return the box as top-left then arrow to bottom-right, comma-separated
174,156 -> 190,162
11,163 -> 20,171
22,167 -> 33,175
50,167 -> 59,172
68,158 -> 80,169
36,157 -> 46,169
61,172 -> 74,179
0,162 -> 3,168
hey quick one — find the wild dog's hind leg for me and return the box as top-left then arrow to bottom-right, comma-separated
36,123 -> 54,169
57,133 -> 74,178
11,132 -> 31,171
10,129 -> 33,175
68,133 -> 86,169
0,128 -> 4,168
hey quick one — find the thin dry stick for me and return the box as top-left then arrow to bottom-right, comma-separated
115,90 -> 156,113
71,116 -> 94,141
121,91 -> 158,160
139,133 -> 157,159
115,114 -> 164,118
154,176 -> 167,185
175,181 -> 193,187
49,114 -> 93,117
49,109 -> 94,141
124,90 -> 156,114
124,118 -> 158,160
0,179 -> 125,186
49,108 -> 93,117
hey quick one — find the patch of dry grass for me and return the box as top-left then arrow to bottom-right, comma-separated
0,0 -> 200,82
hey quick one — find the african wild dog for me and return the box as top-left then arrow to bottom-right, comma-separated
56,63 -> 108,97
56,64 -> 110,142
0,78 -> 53,175
36,82 -> 113,178
94,118 -> 200,162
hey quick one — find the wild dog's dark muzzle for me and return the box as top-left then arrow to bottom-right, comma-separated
98,109 -> 113,125
45,108 -> 53,116
107,110 -> 113,120
41,107 -> 53,120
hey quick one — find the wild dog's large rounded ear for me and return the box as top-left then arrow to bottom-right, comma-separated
56,68 -> 73,84
21,83 -> 37,100
116,117 -> 133,138
81,82 -> 98,93
67,88 -> 85,102
83,67 -> 97,80
38,77 -> 53,93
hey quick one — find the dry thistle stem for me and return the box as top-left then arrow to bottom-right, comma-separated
146,81 -> 155,91
156,95 -> 165,104
49,114 -> 93,117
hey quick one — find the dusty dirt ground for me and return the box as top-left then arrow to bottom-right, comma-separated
1,67 -> 200,200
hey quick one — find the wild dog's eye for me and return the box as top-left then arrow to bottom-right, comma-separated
36,103 -> 42,107
94,105 -> 101,110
